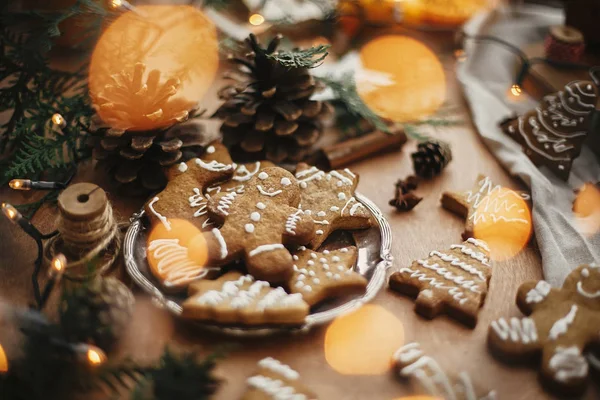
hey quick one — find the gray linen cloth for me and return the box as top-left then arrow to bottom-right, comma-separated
457,5 -> 600,286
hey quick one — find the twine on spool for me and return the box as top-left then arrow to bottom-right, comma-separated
545,25 -> 585,63
44,183 -> 125,281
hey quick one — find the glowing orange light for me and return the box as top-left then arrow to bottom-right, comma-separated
357,35 -> 446,123
454,49 -> 466,62
472,188 -> 532,261
249,13 -> 265,26
324,304 -> 405,375
1,203 -> 21,222
402,0 -> 490,27
86,347 -> 106,366
0,344 -> 8,373
573,183 -> 600,236
51,113 -> 66,128
89,5 -> 219,132
50,254 -> 67,278
110,0 -> 122,8
510,84 -> 522,97
9,179 -> 31,191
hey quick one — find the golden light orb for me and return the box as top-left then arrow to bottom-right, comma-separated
89,5 -> 219,132
324,304 -> 405,375
86,347 -> 107,366
510,84 -> 522,97
110,0 -> 122,9
249,13 -> 265,26
50,254 -> 67,277
0,344 -> 8,373
51,113 -> 66,128
357,35 -> 446,123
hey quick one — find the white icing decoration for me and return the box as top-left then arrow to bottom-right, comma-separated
581,268 -> 589,278
147,239 -> 207,287
466,238 -> 490,252
429,250 -> 487,281
245,223 -> 255,233
293,255 -> 299,261
308,271 -> 315,277
319,258 -> 327,263
340,248 -> 349,253
310,253 -> 317,259
212,228 -> 228,259
256,288 -> 304,310
249,244 -> 285,257
307,260 -> 314,266
195,158 -> 232,172
416,259 -> 482,293
298,246 -> 306,251
178,162 -> 188,172
548,305 -> 578,340
247,375 -> 307,400
344,168 -> 356,178
206,145 -> 215,153
256,202 -> 266,210
332,256 -> 340,262
326,272 -> 333,278
217,191 -> 237,216
196,275 -> 253,305
257,185 -> 282,197
285,210 -> 303,235
330,170 -> 353,186
258,172 -> 269,180
330,206 -> 340,212
337,265 -> 344,271
317,211 -> 326,217
250,211 -> 261,222
148,197 -> 171,231
338,192 -> 346,201
400,266 -> 469,305
300,182 -> 307,188
349,202 -> 364,216
316,230 -> 324,235
549,346 -> 588,383
295,167 -> 325,187
333,274 -> 340,280
189,188 -> 208,218
313,220 -> 329,225
449,244 -> 490,266
280,177 -> 291,186
313,278 -> 320,285
465,176 -> 530,225
577,280 -> 600,298
322,264 -> 329,270
234,162 -> 261,182
490,317 -> 538,343
304,286 -> 312,292
304,210 -> 311,215
323,250 -> 330,254
525,281 -> 552,304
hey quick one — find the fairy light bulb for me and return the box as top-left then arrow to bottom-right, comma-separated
249,13 -> 265,26
51,113 -> 66,128
49,254 -> 67,278
510,84 -> 522,97
1,203 -> 21,223
86,346 -> 107,366
0,343 -> 8,373
110,0 -> 122,8
9,179 -> 32,191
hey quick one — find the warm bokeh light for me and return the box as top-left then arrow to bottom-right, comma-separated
50,254 -> 67,278
147,219 -> 209,288
0,344 -> 8,373
9,179 -> 31,191
86,347 -> 106,366
472,187 -> 532,261
510,84 -> 522,97
325,304 -> 405,375
110,0 -> 123,8
573,183 -> 600,236
249,13 -> 265,26
402,0 -> 490,27
89,5 -> 218,131
454,49 -> 466,62
357,35 -> 446,122
51,113 -> 66,128
1,203 -> 21,222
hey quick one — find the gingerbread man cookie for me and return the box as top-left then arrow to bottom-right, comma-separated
243,357 -> 317,400
181,272 -> 309,325
289,246 -> 367,306
188,167 -> 315,283
295,163 -> 371,249
441,174 -> 531,240
389,238 -> 493,328
393,342 -> 497,400
144,143 -> 234,231
488,264 -> 600,394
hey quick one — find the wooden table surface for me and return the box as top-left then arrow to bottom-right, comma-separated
1,20 -> 598,400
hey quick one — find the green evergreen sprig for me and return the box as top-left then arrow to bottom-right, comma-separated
268,44 -> 330,69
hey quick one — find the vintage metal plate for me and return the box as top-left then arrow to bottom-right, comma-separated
124,192 -> 393,336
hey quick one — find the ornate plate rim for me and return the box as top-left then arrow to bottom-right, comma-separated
124,191 -> 393,336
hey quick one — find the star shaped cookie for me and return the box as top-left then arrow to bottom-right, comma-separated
289,246 -> 367,306
181,272 -> 309,325
295,163 -> 371,249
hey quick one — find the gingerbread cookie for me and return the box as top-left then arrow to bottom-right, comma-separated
288,246 -> 367,306
144,143 -> 234,231
441,174 -> 531,240
146,218 -> 216,290
393,342 -> 497,400
181,272 -> 309,325
243,357 -> 317,400
488,264 -> 600,394
500,80 -> 598,180
295,163 -> 371,249
187,167 -> 315,283
389,238 -> 493,328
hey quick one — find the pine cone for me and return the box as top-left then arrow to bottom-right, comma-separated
411,139 -> 452,178
214,34 -> 332,164
89,63 -> 210,194
60,277 -> 135,351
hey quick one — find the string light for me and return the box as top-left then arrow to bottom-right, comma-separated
51,113 -> 66,129
9,179 -> 66,191
1,202 -> 22,223
249,13 -> 265,26
9,179 -> 30,190
49,254 -> 67,278
85,346 -> 107,366
510,84 -> 522,97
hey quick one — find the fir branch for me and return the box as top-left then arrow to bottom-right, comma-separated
268,45 -> 330,69
403,115 -> 464,142
319,74 -> 391,134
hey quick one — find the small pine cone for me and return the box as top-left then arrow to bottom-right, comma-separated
60,277 -> 135,351
411,139 -> 452,179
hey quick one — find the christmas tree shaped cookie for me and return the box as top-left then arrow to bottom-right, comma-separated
181,272 -> 309,325
188,167 -> 314,283
389,238 -> 493,328
295,163 -> 371,249
441,174 -> 531,241
144,143 -> 234,231
243,357 -> 317,400
488,264 -> 600,395
288,246 -> 367,306
501,80 -> 598,180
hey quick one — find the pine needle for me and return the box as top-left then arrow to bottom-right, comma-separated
268,45 -> 330,69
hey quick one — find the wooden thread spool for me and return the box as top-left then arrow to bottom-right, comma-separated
45,183 -> 122,280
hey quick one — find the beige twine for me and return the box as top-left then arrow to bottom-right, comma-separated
45,200 -> 126,281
